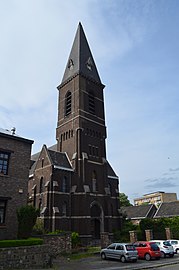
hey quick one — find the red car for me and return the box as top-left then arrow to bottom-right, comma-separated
133,241 -> 161,261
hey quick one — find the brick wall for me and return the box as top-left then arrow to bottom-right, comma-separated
0,133 -> 33,240
42,233 -> 72,257
0,245 -> 51,270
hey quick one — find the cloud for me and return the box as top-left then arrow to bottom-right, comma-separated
145,176 -> 179,189
169,167 -> 179,172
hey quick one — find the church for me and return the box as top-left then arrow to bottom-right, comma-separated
28,23 -> 120,242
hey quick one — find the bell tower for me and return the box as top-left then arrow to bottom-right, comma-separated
56,23 -> 107,165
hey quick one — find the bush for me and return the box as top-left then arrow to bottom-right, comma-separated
114,220 -> 139,242
71,232 -> 80,248
0,238 -> 43,248
32,218 -> 46,235
17,205 -> 39,239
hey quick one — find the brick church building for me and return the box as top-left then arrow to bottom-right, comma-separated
28,23 -> 120,241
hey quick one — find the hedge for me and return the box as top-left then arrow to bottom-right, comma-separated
0,238 -> 43,248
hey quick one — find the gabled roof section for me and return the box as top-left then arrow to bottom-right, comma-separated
48,150 -> 73,171
106,161 -> 118,179
121,204 -> 157,220
154,201 -> 179,218
61,22 -> 101,85
30,144 -> 73,175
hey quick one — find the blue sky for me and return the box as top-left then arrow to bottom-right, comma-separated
0,0 -> 179,203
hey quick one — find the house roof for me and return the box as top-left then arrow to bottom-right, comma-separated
61,22 -> 102,85
121,204 -> 157,220
154,201 -> 179,218
0,128 -> 33,145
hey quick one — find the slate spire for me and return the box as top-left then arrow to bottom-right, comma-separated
62,22 -> 101,84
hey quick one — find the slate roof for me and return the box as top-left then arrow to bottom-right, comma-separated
107,161 -> 118,179
31,144 -> 57,162
48,150 -> 73,171
30,144 -> 72,176
0,128 -> 33,144
61,22 -> 101,85
154,201 -> 179,218
121,204 -> 157,220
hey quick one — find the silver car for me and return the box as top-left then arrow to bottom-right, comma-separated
100,243 -> 138,262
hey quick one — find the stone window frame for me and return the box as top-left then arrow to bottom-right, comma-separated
0,151 -> 10,175
65,91 -> 72,116
0,197 -> 10,225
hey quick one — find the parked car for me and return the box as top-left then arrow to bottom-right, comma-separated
133,241 -> 161,261
152,240 -> 174,258
100,243 -> 138,262
166,240 -> 179,253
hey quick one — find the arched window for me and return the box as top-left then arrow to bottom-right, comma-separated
88,91 -> 95,114
39,177 -> 43,194
92,171 -> 97,192
65,91 -> 72,116
62,176 -> 67,192
62,202 -> 67,216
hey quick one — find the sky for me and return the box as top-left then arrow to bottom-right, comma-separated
0,0 -> 179,203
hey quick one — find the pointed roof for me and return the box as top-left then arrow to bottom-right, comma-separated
154,201 -> 179,218
29,144 -> 73,176
61,23 -> 101,85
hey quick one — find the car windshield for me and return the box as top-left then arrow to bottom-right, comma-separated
163,241 -> 171,246
150,243 -> 159,251
125,245 -> 135,251
171,241 -> 178,245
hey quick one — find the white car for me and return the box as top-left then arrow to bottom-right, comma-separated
166,240 -> 179,253
153,240 -> 174,258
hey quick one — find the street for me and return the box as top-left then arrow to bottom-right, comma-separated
51,253 -> 179,270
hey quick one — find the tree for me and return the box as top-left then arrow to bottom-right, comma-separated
119,193 -> 132,207
17,205 -> 39,239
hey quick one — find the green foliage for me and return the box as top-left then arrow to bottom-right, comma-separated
0,238 -> 43,248
169,216 -> 179,239
32,218 -> 46,235
114,220 -> 138,242
119,193 -> 132,207
140,217 -> 179,240
47,230 -> 64,235
17,205 -> 39,239
71,232 -> 80,248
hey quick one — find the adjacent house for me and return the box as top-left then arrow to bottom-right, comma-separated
0,128 -> 33,240
154,201 -> 179,219
121,204 -> 157,225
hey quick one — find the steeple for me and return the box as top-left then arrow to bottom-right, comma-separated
61,22 -> 101,84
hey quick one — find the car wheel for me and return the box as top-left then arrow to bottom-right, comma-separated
101,252 -> 106,260
169,254 -> 174,258
120,256 -> 126,263
144,253 -> 151,261
176,249 -> 179,254
160,251 -> 166,258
